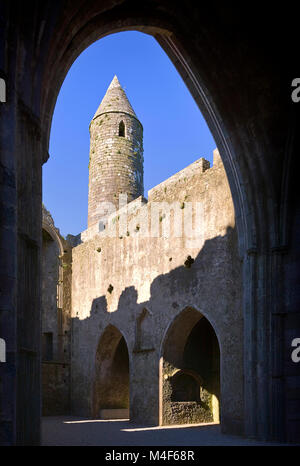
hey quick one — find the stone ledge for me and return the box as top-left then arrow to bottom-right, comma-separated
148,156 -> 211,201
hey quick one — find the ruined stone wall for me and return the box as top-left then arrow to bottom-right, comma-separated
163,401 -> 213,425
42,362 -> 71,415
162,360 -> 214,425
71,150 -> 243,430
42,231 -> 60,360
41,207 -> 72,415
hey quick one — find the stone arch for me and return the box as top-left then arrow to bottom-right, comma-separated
42,222 -> 64,258
40,23 -> 278,438
93,325 -> 130,419
40,20 -> 274,439
42,223 -> 64,307
160,307 -> 220,425
2,3 -> 295,444
42,205 -> 69,314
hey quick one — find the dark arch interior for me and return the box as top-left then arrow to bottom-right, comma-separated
110,336 -> 130,408
162,309 -> 220,425
183,317 -> 220,399
170,372 -> 199,402
93,328 -> 130,418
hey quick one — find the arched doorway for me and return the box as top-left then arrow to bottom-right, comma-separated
93,325 -> 130,419
160,307 -> 220,425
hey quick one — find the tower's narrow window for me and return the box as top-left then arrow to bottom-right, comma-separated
119,120 -> 125,137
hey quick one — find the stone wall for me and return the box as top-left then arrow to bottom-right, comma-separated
163,402 -> 213,425
42,362 -> 70,415
42,230 -> 60,360
71,150 -> 244,430
41,207 -> 72,415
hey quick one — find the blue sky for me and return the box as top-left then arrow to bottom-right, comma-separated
44,31 -> 216,237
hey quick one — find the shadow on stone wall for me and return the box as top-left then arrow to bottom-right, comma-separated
70,225 -> 243,432
88,225 -> 238,317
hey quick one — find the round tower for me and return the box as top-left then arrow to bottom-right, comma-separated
87,75 -> 144,228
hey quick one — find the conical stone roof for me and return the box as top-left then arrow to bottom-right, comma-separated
92,75 -> 138,121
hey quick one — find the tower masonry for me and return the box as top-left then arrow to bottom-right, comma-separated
87,75 -> 144,228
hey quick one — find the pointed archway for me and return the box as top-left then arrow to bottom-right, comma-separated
160,307 -> 220,425
93,325 -> 130,419
2,2 -> 297,445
